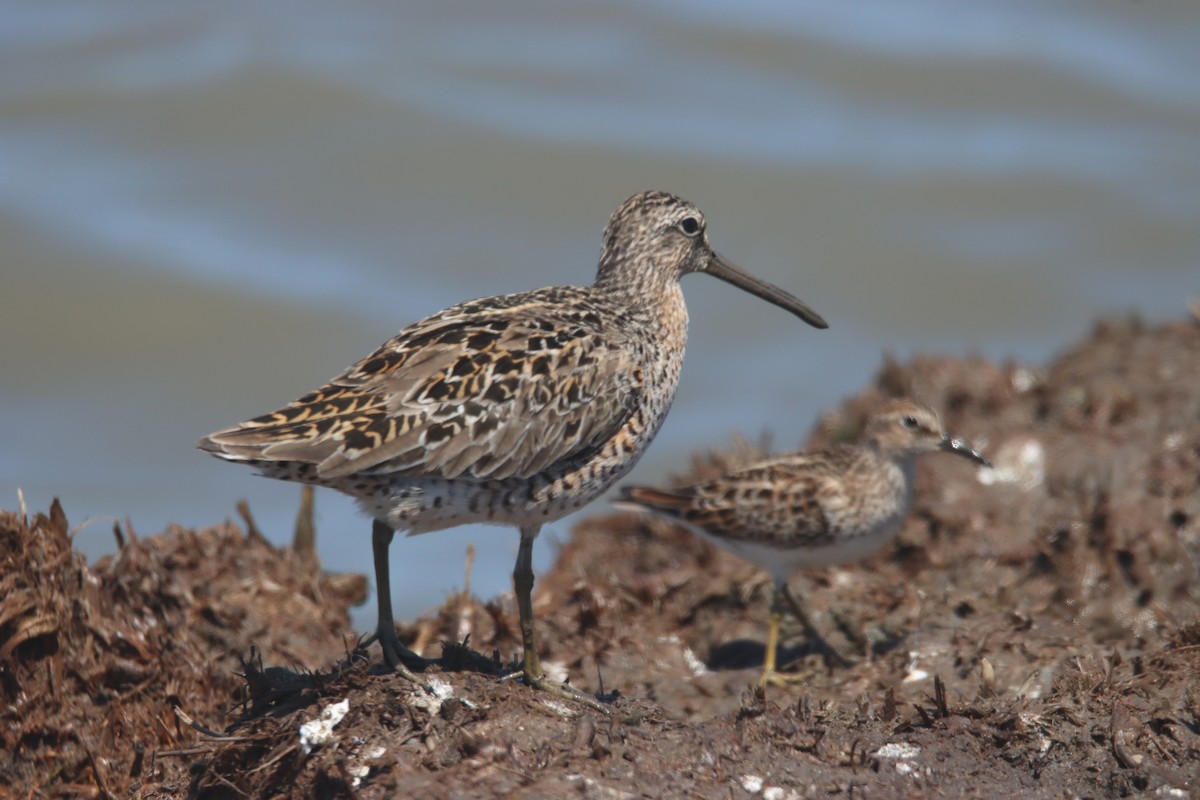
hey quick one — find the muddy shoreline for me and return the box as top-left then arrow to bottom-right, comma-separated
3,314 -> 1199,798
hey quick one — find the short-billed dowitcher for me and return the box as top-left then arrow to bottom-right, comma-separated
618,399 -> 989,687
198,190 -> 827,706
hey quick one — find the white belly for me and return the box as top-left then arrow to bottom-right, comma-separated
690,510 -> 907,586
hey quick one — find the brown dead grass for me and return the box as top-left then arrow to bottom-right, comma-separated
3,314 -> 1199,798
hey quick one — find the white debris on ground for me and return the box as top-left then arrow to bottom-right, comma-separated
409,677 -> 458,716
298,698 -> 349,755
874,742 -> 921,776
902,648 -> 932,683
977,437 -> 1045,490
738,775 -> 803,799
875,743 -> 920,759
539,698 -> 577,718
1010,367 -> 1039,393
347,745 -> 388,788
566,774 -> 638,800
740,775 -> 764,793
657,634 -> 709,676
538,659 -> 570,684
346,763 -> 369,785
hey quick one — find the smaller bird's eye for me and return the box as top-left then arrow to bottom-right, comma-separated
901,415 -> 919,430
679,217 -> 701,236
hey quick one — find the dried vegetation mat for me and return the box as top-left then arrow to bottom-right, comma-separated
3,314 -> 1199,798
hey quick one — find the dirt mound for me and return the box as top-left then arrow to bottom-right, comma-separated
0,500 -> 364,797
4,314 -> 1199,798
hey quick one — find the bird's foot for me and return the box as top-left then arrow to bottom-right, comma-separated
761,666 -> 815,688
499,667 -> 612,715
361,628 -> 436,687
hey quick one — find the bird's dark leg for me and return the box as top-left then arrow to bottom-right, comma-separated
509,525 -> 609,713
369,519 -> 430,682
512,525 -> 544,682
781,582 -> 853,669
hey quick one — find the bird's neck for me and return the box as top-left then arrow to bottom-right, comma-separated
870,443 -> 920,491
594,259 -> 688,331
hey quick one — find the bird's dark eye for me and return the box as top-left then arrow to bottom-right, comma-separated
901,415 -> 919,430
679,216 -> 701,236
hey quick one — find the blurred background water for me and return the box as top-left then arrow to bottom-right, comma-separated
2,1 -> 1197,631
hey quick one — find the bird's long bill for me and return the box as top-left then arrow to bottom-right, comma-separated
706,251 -> 828,329
941,435 -> 992,467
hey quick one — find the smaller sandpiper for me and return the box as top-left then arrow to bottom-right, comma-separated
617,398 -> 990,687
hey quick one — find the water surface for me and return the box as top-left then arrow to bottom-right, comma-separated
2,1 -> 1196,627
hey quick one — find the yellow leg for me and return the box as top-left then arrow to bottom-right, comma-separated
760,603 -> 783,688
761,585 -> 810,687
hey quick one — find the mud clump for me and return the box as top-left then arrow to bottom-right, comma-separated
4,314 -> 1200,799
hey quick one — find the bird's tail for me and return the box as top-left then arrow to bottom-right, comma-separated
612,485 -> 692,518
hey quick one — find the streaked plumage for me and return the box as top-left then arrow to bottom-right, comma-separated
198,190 -> 827,703
618,399 -> 990,686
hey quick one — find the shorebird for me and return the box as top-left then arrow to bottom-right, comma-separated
618,399 -> 989,687
198,190 -> 827,705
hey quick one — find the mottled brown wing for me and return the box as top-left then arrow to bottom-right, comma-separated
201,289 -> 642,482
625,452 -> 855,546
